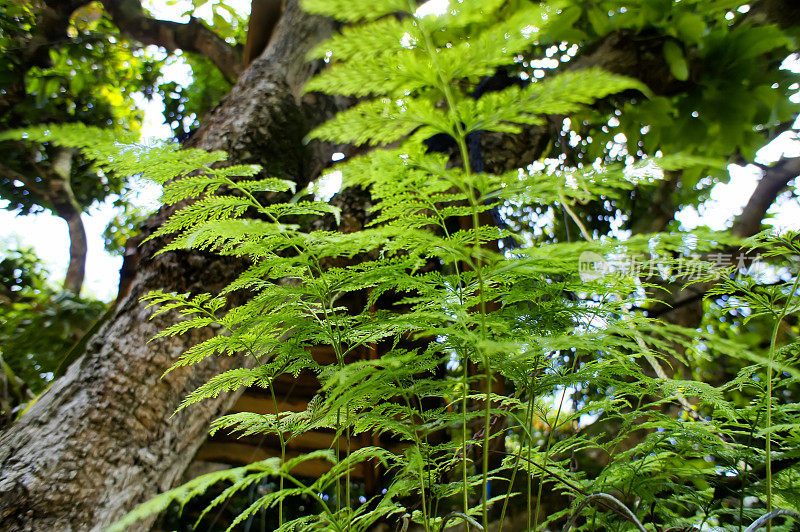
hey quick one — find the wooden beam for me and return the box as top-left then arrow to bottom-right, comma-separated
195,442 -> 363,479
208,428 -> 376,454
196,432 -> 407,483
230,392 -> 309,415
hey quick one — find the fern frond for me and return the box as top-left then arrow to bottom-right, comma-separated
107,460 -> 279,532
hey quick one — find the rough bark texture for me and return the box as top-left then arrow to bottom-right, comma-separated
0,2 -> 338,530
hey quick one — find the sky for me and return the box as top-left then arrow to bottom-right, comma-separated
0,0 -> 238,302
1,0 -> 799,302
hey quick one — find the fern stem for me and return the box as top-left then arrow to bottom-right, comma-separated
497,376 -> 536,532
443,52 -> 492,532
410,6 -> 493,528
420,187 -> 470,515
346,404 -> 351,531
420,182 -> 471,514
764,270 -> 800,528
268,384 -> 286,528
401,394 -> 431,531
281,472 -> 345,532
562,493 -> 648,532
765,318 -> 779,526
458,132 -> 493,531
527,407 -> 533,532
463,355 -> 470,515
558,192 -> 592,242
739,406 -> 764,531
534,377 -> 569,530
336,408 -> 342,515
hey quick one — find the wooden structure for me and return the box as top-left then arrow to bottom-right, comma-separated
191,343 -> 394,493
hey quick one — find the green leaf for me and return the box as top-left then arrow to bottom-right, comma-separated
587,8 -> 611,36
107,460 -> 280,532
301,0 -> 409,21
663,40 -> 689,81
675,12 -> 706,44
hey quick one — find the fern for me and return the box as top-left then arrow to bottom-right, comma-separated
8,0 -> 795,531
106,459 -> 280,532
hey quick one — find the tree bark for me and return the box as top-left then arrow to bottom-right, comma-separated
58,195 -> 87,295
0,2 -> 338,530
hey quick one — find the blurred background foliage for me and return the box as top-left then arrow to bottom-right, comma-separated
0,244 -> 106,425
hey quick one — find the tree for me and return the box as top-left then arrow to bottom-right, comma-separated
0,0 -> 166,294
0,0 -> 798,530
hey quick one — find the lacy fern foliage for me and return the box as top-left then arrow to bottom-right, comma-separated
38,1 -> 793,531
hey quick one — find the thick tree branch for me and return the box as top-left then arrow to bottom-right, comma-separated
4,0 -> 241,116
100,0 -> 242,82
646,155 -> 799,322
479,0 -> 800,175
713,456 -> 800,499
24,147 -> 88,294
47,148 -> 87,294
747,0 -> 800,28
0,146 -> 87,293
22,1 -> 84,71
0,1 -> 794,529
733,156 -> 800,237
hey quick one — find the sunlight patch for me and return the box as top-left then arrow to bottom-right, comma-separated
415,0 -> 448,18
310,170 -> 343,202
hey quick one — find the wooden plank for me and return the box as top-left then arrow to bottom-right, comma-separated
230,392 -> 309,415
208,429 -> 364,454
196,432 -> 407,481
195,442 -> 363,479
193,441 -> 399,483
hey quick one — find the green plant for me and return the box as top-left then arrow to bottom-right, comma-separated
706,232 -> 800,531
13,1 -> 798,531
0,245 -> 106,419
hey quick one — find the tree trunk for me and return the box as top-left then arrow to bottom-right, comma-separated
61,207 -> 87,295
0,3 -> 338,530
49,148 -> 88,295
